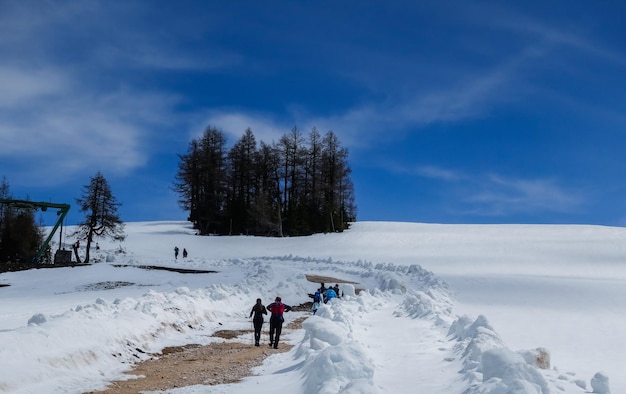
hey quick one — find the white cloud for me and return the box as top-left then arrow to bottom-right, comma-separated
194,111 -> 294,145
194,56 -> 520,151
186,35 -> 538,151
196,105 -> 411,151
305,51 -> 541,150
464,174 -> 584,216
388,162 -> 584,217
0,86 -> 182,186
0,2 -> 543,167
194,9 -> 624,157
414,165 -> 462,181
0,2 -> 232,188
0,1 -> 240,73
0,66 -> 69,107
92,39 -> 241,72
487,10 -> 626,67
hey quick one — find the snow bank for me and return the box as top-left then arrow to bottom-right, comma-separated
286,261 -> 456,394
297,314 -> 376,393
591,372 -> 611,394
449,314 -> 605,394
3,289 -> 220,393
450,314 -> 549,393
0,262 -> 279,394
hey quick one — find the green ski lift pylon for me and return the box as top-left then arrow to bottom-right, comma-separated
0,199 -> 70,263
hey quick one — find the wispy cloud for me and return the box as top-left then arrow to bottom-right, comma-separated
0,66 -> 69,107
463,174 -> 585,217
485,9 -> 626,67
393,162 -> 585,218
0,77 -> 181,186
0,1 -> 240,72
90,29 -> 242,72
202,54 -> 522,151
1,2 -> 569,172
414,166 -> 463,182
310,6 -> 626,153
232,43 -> 546,152
194,111 -> 289,145
199,54 -> 527,150
0,2 -> 218,187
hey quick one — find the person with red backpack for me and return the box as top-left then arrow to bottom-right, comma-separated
266,296 -> 292,349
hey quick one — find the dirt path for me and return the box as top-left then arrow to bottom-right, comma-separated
86,274 -> 358,393
86,317 -> 306,393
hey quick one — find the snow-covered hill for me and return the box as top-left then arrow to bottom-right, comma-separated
0,221 -> 623,393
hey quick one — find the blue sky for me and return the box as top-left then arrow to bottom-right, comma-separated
2,1 -> 626,226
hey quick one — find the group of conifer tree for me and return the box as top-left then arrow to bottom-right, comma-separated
174,126 -> 357,236
0,173 -> 125,268
0,178 -> 46,265
1,124 -> 357,266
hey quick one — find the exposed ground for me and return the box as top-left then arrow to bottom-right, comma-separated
85,316 -> 307,393
0,261 -> 88,274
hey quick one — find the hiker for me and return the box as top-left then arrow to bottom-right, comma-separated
174,246 -> 179,260
333,284 -> 341,298
318,283 -> 327,302
182,248 -> 188,259
312,290 -> 322,314
324,287 -> 338,303
249,298 -> 268,346
266,296 -> 292,349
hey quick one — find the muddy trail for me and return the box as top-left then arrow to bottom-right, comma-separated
87,315 -> 307,394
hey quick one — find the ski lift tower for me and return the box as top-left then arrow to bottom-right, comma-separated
0,199 -> 71,264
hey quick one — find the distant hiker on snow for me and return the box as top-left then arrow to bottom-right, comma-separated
249,298 -> 268,346
182,248 -> 188,259
267,296 -> 292,349
174,246 -> 179,260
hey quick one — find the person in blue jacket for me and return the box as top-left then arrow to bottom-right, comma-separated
312,290 -> 322,314
324,287 -> 337,303
266,296 -> 292,349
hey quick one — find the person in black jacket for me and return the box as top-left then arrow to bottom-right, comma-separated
249,298 -> 268,346
266,296 -> 292,349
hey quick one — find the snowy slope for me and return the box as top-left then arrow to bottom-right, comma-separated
0,221 -> 622,393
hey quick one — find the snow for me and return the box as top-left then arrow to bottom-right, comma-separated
1,220 -> 624,393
